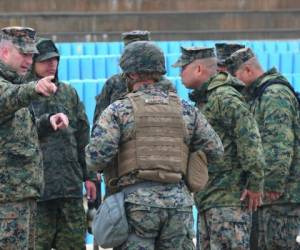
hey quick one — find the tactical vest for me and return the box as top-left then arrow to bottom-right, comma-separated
118,91 -> 189,183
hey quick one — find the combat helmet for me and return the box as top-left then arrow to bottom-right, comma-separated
119,41 -> 166,74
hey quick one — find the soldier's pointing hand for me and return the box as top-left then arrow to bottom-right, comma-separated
35,75 -> 57,96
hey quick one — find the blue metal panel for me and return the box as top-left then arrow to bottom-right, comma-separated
288,40 -> 300,52
264,41 -> 277,53
108,42 -> 122,55
166,53 -> 180,77
71,43 -> 84,55
256,52 -> 268,71
96,42 -> 109,55
68,56 -> 81,80
293,53 -> 300,74
93,56 -> 107,79
58,43 -> 72,56
69,80 -> 85,103
280,52 -> 293,74
175,78 -> 190,101
105,55 -> 121,78
156,41 -> 169,54
58,56 -> 69,81
268,53 -> 280,71
276,41 -> 288,53
250,41 -> 265,53
83,43 -> 96,55
293,74 -> 300,91
168,41 -> 181,54
80,56 -> 94,79
83,80 -> 98,124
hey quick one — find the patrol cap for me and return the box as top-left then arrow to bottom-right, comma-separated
225,47 -> 255,74
34,38 -> 59,62
215,43 -> 245,66
1,26 -> 38,53
172,46 -> 215,68
121,30 -> 151,46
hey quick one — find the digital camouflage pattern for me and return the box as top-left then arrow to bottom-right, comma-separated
257,204 -> 300,250
191,72 -> 265,212
93,36 -> 174,126
87,84 -> 224,182
86,82 -> 224,248
1,26 -> 38,53
0,199 -> 36,250
36,198 -> 86,250
172,47 -> 215,68
225,47 -> 255,75
243,67 -> 300,204
199,207 -> 251,250
120,41 -> 166,74
0,60 -> 44,203
93,74 -> 175,125
215,43 -> 245,66
120,203 -> 195,250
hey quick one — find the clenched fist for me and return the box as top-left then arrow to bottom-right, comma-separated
50,113 -> 69,131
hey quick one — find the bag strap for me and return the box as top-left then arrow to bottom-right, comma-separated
253,78 -> 300,106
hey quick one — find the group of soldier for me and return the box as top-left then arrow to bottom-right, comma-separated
0,24 -> 299,250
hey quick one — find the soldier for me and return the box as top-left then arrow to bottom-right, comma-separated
92,30 -> 174,126
92,31 -> 175,198
173,47 -> 265,250
226,47 -> 300,250
0,27 -> 59,249
215,42 -> 245,72
26,38 -> 93,249
86,41 -> 224,249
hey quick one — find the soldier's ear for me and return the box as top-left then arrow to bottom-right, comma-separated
0,46 -> 9,60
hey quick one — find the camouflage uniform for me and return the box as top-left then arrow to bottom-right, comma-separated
0,27 -> 43,250
174,47 -> 265,250
26,38 -> 90,250
86,41 -> 224,249
227,48 -> 300,250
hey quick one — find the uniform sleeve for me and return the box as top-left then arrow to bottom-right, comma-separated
220,93 -> 265,192
260,88 -> 296,193
92,79 -> 113,126
73,91 -> 90,181
86,104 -> 121,172
0,81 -> 40,120
34,113 -> 54,138
191,110 -> 224,162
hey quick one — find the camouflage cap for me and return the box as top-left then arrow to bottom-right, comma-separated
225,47 -> 255,74
34,38 -> 59,62
120,41 -> 166,74
172,46 -> 216,68
1,26 -> 38,53
215,43 -> 245,66
121,30 -> 151,46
